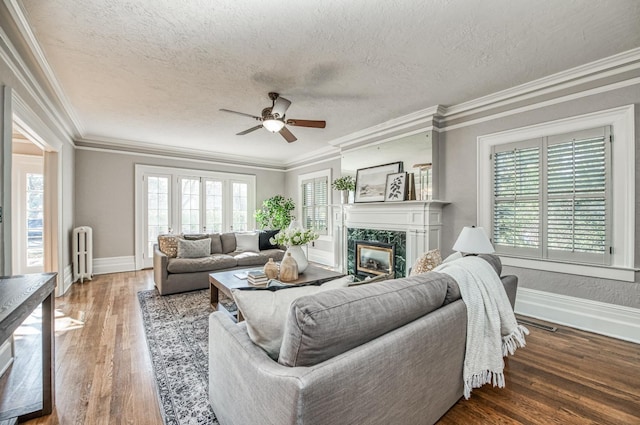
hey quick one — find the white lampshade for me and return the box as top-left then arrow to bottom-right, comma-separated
452,226 -> 495,254
263,119 -> 285,133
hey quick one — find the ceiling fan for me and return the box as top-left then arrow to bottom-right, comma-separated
219,92 -> 326,143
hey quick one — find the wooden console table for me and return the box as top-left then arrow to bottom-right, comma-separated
0,273 -> 57,423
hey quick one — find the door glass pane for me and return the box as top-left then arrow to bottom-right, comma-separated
26,173 -> 44,267
147,176 -> 170,255
181,178 -> 200,233
205,180 -> 223,233
232,182 -> 248,231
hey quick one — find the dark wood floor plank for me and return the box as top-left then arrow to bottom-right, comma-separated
17,270 -> 640,425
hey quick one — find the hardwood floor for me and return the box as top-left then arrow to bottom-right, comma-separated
18,270 -> 640,425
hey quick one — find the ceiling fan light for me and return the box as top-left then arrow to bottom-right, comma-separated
263,119 -> 285,133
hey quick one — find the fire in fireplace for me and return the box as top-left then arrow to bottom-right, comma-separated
355,241 -> 395,276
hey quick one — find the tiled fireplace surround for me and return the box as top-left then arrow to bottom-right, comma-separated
333,201 -> 447,277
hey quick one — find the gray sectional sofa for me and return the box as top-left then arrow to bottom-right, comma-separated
208,254 -> 517,425
153,231 -> 285,295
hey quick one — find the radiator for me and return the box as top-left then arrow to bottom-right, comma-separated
72,226 -> 93,283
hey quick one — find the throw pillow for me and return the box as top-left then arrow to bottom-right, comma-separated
258,229 -> 280,250
157,235 -> 179,258
232,275 -> 353,359
176,238 -> 211,258
235,232 -> 260,252
409,248 -> 442,276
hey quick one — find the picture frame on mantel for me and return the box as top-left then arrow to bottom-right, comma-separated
384,172 -> 407,202
355,162 -> 403,203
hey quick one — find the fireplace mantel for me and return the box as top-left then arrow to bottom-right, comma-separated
333,200 -> 449,276
344,200 -> 448,232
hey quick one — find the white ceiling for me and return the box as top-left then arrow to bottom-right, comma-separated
14,0 -> 640,166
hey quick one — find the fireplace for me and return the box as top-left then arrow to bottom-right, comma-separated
355,241 -> 395,276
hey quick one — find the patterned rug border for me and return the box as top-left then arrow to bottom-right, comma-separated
137,289 -> 218,425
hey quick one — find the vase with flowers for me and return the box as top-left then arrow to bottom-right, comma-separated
332,175 -> 356,204
270,224 -> 319,273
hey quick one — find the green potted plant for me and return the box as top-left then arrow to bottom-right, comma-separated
332,176 -> 356,204
254,195 -> 295,230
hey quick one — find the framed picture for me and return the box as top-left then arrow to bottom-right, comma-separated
355,162 -> 403,203
384,172 -> 407,202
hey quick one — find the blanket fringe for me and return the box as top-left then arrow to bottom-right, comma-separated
463,370 -> 506,400
502,324 -> 530,356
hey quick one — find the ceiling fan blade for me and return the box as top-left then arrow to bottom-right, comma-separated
219,109 -> 261,120
286,119 -> 326,128
279,126 -> 297,143
236,125 -> 263,135
271,96 -> 291,118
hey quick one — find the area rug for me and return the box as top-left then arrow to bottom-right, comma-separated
138,289 -> 221,425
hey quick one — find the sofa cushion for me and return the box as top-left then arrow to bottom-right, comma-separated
177,238 -> 211,258
478,253 -> 502,275
209,233 -> 223,254
278,273 -> 449,367
235,232 -> 260,252
437,255 -> 502,305
220,232 -> 237,253
232,276 -> 353,359
258,229 -> 280,250
157,234 -> 179,258
166,254 -> 237,273
410,248 -> 442,276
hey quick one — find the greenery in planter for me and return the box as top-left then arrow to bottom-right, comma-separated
254,195 -> 295,230
332,176 -> 356,191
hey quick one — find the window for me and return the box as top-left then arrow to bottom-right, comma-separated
136,165 -> 256,268
492,127 -> 610,265
477,105 -> 635,282
299,170 -> 330,235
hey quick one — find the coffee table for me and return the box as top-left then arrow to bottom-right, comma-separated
209,264 -> 345,321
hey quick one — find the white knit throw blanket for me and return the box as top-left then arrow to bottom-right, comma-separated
434,256 -> 529,399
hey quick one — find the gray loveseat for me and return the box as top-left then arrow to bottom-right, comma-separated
153,231 -> 285,295
208,255 -> 517,425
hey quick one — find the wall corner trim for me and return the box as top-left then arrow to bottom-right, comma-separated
515,288 -> 640,344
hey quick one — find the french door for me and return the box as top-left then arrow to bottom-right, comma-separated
137,165 -> 255,268
12,155 -> 44,274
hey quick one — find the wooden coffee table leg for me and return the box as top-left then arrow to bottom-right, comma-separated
210,279 -> 219,308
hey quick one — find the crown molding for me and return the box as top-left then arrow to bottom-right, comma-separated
328,105 -> 443,150
4,0 -> 84,136
442,47 -> 640,121
75,136 -> 288,171
284,144 -> 341,168
0,24 -> 74,146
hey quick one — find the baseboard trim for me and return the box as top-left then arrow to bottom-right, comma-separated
93,256 -> 136,275
515,288 -> 640,344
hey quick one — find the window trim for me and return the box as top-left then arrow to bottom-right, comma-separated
298,169 -> 332,239
477,105 -> 636,281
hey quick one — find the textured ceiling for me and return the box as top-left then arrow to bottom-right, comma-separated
16,0 -> 640,165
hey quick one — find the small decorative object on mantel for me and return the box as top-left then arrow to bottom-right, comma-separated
279,253 -> 299,282
263,258 -> 279,279
384,172 -> 407,202
406,173 -> 416,200
270,221 -> 319,273
355,162 -> 403,203
412,163 -> 432,200
331,176 -> 356,204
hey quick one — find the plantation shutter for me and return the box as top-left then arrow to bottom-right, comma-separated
301,176 -> 329,235
491,126 -> 611,265
546,127 -> 610,264
492,139 -> 542,257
